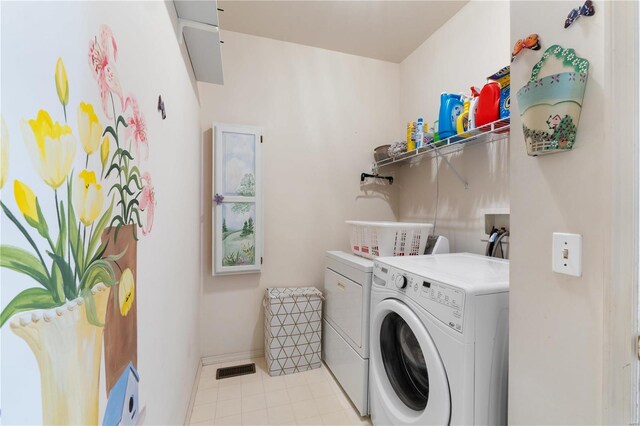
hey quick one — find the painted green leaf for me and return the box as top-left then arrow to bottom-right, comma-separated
80,259 -> 116,293
131,209 -> 142,228
86,199 -> 113,262
35,200 -> 50,240
104,247 -> 127,263
0,287 -> 60,327
109,147 -> 121,167
23,212 -> 40,232
0,201 -> 51,284
80,289 -> 104,327
110,183 -> 134,197
55,202 -> 67,259
126,198 -> 139,212
109,215 -> 125,229
103,125 -> 117,141
113,223 -> 126,242
127,174 -> 143,191
119,149 -> 134,162
67,178 -> 82,277
0,245 -> 51,290
105,162 -> 122,180
129,165 -> 141,178
89,241 -> 108,266
48,251 -> 75,300
116,115 -> 128,130
51,262 -> 65,303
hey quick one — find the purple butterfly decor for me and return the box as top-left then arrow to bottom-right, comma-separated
214,193 -> 224,205
157,95 -> 166,120
565,0 -> 595,29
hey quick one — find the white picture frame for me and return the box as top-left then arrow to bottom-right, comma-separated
212,123 -> 263,275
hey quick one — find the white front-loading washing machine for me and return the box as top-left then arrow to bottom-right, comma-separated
369,253 -> 509,425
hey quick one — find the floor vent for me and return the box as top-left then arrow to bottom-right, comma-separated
216,363 -> 256,380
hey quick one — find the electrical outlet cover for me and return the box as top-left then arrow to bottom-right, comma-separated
552,232 -> 582,277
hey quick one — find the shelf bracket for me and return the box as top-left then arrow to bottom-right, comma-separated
433,146 -> 469,190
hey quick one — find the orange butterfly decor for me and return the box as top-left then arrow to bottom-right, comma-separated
511,34 -> 541,62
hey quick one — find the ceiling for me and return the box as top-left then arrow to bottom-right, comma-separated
216,1 -> 468,63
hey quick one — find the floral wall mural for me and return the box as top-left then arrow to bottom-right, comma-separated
0,23 -> 155,424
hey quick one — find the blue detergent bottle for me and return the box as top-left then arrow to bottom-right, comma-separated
438,93 -> 464,139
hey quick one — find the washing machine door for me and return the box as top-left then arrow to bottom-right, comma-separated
371,298 -> 451,425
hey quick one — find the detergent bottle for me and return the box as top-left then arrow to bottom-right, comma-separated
415,118 -> 424,148
487,66 -> 511,118
456,95 -> 471,138
468,87 -> 481,130
406,121 -> 416,151
438,93 -> 463,139
475,82 -> 501,127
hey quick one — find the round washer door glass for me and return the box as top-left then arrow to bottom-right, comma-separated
380,311 -> 429,411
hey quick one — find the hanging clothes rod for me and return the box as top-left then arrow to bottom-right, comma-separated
361,172 -> 393,185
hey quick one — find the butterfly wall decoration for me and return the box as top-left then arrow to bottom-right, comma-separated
157,95 -> 166,119
511,34 -> 541,62
565,0 -> 595,29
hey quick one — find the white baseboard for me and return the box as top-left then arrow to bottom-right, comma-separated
201,349 -> 265,366
184,359 -> 203,426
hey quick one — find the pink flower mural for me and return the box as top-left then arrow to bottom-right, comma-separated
139,172 -> 155,236
88,24 -> 124,119
124,96 -> 149,160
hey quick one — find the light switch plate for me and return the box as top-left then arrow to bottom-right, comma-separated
552,233 -> 582,277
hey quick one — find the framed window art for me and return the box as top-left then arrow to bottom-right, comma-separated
212,123 -> 263,275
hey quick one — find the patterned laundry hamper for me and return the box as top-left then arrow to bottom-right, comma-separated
263,287 -> 323,376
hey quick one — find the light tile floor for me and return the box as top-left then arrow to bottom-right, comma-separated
188,358 -> 372,426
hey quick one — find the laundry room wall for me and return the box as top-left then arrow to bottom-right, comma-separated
198,30 -> 400,359
1,1 -> 202,424
509,1 -> 610,423
394,0 -> 511,254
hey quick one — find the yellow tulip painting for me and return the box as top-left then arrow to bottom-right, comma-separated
13,180 -> 38,225
55,58 -> 69,119
21,110 -> 76,189
100,136 -> 110,171
0,26 -> 158,425
73,170 -> 103,226
118,268 -> 135,317
78,102 -> 102,157
0,116 -> 8,189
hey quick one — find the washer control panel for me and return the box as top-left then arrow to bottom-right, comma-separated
373,261 -> 466,333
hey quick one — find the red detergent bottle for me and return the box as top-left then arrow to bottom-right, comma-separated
475,82 -> 501,127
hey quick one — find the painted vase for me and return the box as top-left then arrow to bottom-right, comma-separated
101,224 -> 138,395
516,45 -> 589,156
9,284 -> 110,425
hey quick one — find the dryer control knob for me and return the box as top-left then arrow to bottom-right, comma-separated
394,274 -> 407,289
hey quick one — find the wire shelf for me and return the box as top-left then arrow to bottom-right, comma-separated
374,118 -> 510,170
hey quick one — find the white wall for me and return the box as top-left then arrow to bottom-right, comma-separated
198,30 -> 399,358
0,2 -> 201,424
509,1 -> 608,423
395,1 -> 511,254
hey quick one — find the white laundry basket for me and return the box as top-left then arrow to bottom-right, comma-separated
263,287 -> 323,376
346,221 -> 433,259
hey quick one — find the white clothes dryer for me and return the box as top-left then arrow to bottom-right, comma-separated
369,253 -> 509,425
323,251 -> 374,416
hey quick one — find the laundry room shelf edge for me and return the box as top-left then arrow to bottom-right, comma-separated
373,118 -> 510,170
